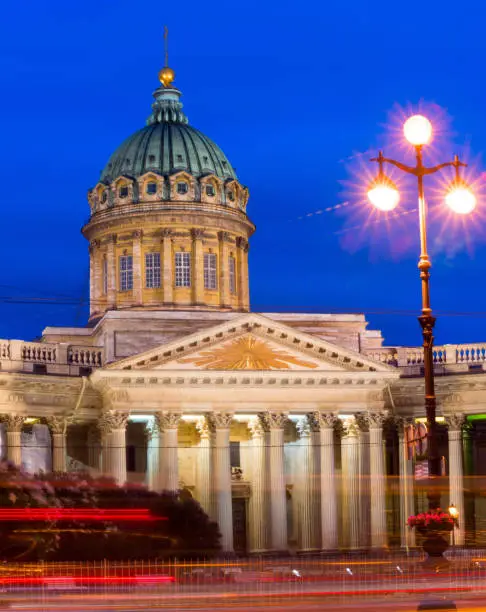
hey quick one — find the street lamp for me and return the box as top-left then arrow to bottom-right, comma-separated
367,114 -> 476,508
448,504 -> 459,548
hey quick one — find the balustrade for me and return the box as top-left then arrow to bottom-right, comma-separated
0,340 -> 104,374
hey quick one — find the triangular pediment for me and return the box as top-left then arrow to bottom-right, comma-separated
105,313 -> 396,374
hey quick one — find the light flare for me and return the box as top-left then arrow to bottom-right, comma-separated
403,114 -> 432,146
367,184 -> 399,211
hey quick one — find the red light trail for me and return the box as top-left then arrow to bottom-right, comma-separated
0,508 -> 165,521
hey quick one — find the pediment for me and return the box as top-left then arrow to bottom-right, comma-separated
105,313 -> 396,374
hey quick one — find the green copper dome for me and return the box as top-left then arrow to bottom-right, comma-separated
100,84 -> 237,183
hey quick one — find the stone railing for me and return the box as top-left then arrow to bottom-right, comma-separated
0,340 -> 104,376
365,343 -> 486,371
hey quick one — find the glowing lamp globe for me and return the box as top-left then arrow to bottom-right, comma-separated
368,182 -> 400,211
446,185 -> 476,214
404,115 -> 433,146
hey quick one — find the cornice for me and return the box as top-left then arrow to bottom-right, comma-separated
82,207 -> 255,239
92,369 -> 385,388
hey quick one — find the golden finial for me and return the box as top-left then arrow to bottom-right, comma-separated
158,25 -> 175,88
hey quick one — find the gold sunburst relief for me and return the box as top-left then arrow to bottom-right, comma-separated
177,335 -> 318,370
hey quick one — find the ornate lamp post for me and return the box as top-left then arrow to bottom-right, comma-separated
368,114 -> 476,509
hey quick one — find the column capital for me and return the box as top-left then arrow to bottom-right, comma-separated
362,410 -> 388,430
236,236 -> 249,252
445,412 -> 465,432
46,415 -> 70,435
218,230 -> 232,243
132,229 -> 143,239
261,411 -> 288,430
191,228 -> 205,241
108,233 -> 117,244
315,412 -> 338,430
211,412 -> 234,429
156,411 -> 181,430
100,410 -> 129,432
1,414 -> 24,432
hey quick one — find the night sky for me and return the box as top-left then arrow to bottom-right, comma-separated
1,0 -> 485,347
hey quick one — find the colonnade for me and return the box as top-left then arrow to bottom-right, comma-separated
0,410 -> 469,553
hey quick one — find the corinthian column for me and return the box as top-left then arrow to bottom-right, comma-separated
132,230 -> 143,304
46,416 -> 68,473
341,417 -> 361,549
212,412 -> 234,553
157,412 -> 181,492
236,237 -> 250,311
161,229 -> 173,304
218,231 -> 231,308
146,422 -> 161,491
248,415 -> 268,553
316,412 -> 339,550
106,234 -> 117,308
366,412 -> 388,549
192,229 -> 205,305
103,411 -> 128,486
296,415 -> 320,552
196,416 -> 214,518
3,415 -> 24,467
262,412 -> 288,552
446,413 -> 465,546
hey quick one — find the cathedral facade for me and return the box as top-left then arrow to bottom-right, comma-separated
1,55 -> 484,555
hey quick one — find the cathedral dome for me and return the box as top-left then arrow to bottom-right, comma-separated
83,60 -> 254,322
100,112 -> 237,183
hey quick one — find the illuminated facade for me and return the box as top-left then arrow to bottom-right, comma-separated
0,53 -> 484,554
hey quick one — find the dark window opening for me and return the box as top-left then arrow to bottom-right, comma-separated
126,445 -> 136,472
206,185 -> 215,197
33,364 -> 47,375
148,154 -> 156,163
119,186 -> 129,198
230,441 -> 241,468
146,182 -> 157,194
177,182 -> 188,194
227,191 -> 235,202
203,156 -> 209,165
176,154 -> 183,163
79,367 -> 92,377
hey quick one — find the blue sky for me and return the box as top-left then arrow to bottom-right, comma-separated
0,0 -> 485,346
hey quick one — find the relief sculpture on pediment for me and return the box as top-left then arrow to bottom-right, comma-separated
177,335 -> 318,370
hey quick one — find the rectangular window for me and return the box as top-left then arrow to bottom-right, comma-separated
145,252 -> 161,288
230,441 -> 241,468
102,257 -> 108,295
229,255 -> 236,294
204,253 -> 217,289
175,252 -> 191,287
119,255 -> 133,291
